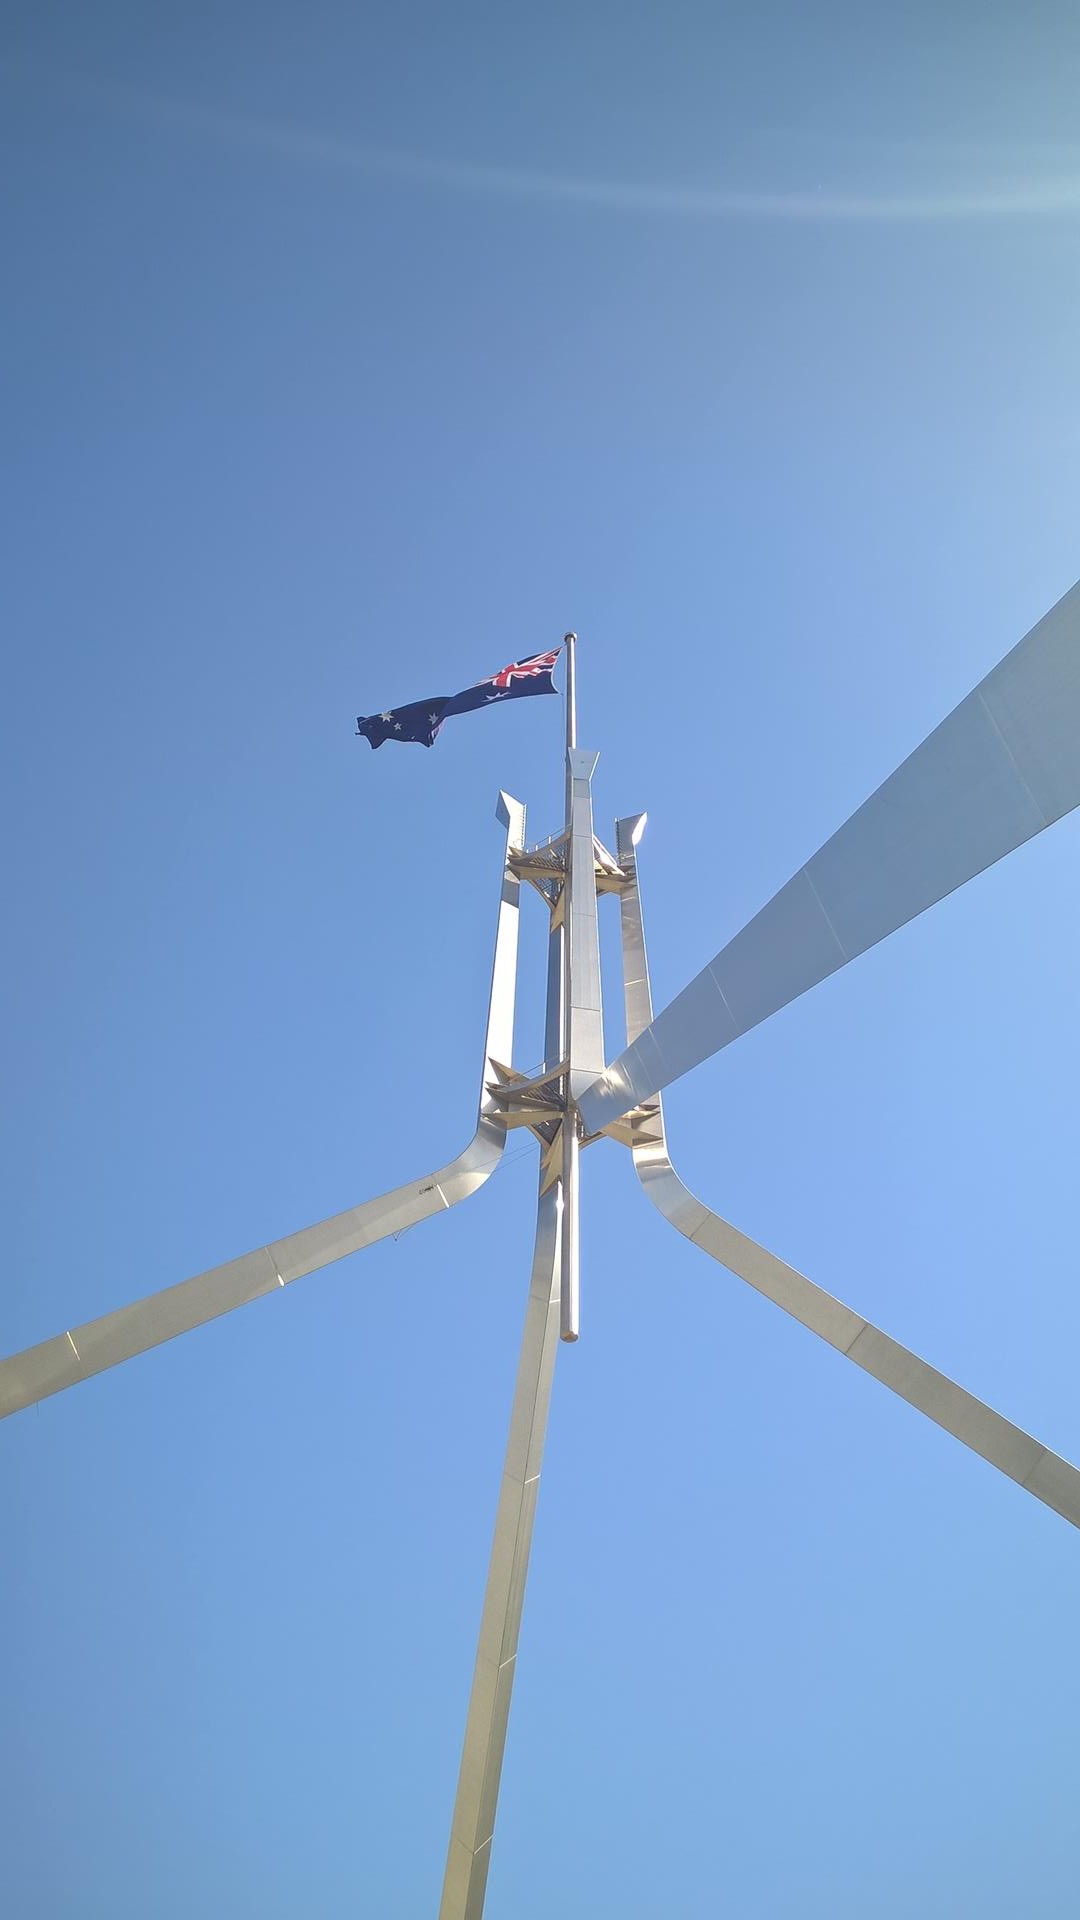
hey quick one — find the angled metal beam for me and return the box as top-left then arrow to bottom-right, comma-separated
0,793 -> 527,1421
614,814 -> 1080,1531
582,579 -> 1080,1132
439,886 -> 565,1919
438,1180 -> 561,1920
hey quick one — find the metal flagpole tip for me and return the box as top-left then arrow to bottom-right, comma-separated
563,632 -> 577,645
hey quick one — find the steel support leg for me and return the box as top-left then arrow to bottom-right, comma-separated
439,903 -> 567,1917
0,794 -> 527,1421
614,814 -> 1080,1531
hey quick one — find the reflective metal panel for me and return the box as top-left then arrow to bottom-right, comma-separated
439,878 -> 566,1918
0,795 -> 528,1420
438,1184 -> 561,1920
564,747 -> 606,1100
582,580 -> 1080,1132
615,816 -> 1080,1531
559,743 -> 605,1341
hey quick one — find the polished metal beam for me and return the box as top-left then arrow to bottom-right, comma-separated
0,793 -> 527,1421
583,579 -> 1080,1133
438,1182 -> 561,1920
614,814 -> 1080,1531
558,633 -> 605,1340
439,894 -> 565,1919
438,632 -> 606,1912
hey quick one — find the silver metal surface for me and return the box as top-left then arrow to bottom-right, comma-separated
559,746 -> 605,1340
439,887 -> 565,1919
438,639 -> 607,1911
614,814 -> 1080,1530
564,748 -> 606,1101
582,579 -> 1080,1132
558,1117 -> 580,1342
0,793 -> 528,1421
438,1182 -> 562,1920
556,631 -> 605,1342
563,630 -> 578,769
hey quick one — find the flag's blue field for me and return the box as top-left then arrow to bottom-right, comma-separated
356,646 -> 560,747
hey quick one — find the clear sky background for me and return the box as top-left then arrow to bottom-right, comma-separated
3,6 -> 1079,1916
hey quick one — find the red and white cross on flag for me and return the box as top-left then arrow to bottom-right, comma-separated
486,649 -> 561,690
439,646 -> 561,720
357,641 -> 561,748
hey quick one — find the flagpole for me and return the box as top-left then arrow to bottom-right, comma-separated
560,633 -> 580,1341
563,630 -> 578,761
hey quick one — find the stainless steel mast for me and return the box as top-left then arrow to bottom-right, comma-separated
3,583 -> 1079,1916
559,630 -> 606,1341
439,631 -> 606,1915
437,938 -> 563,1920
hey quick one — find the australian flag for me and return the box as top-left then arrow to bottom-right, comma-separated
356,648 -> 560,749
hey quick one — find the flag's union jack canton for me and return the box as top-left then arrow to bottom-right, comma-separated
356,648 -> 560,749
442,649 -> 560,718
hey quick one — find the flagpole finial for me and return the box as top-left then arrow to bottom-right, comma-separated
563,632 -> 577,645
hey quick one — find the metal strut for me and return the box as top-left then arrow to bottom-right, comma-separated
438,935 -> 564,1920
0,793 -> 527,1421
613,813 -> 1080,1531
439,633 -> 608,1914
558,631 -> 605,1340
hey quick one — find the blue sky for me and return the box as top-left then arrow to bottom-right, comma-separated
2,6 -> 1079,1915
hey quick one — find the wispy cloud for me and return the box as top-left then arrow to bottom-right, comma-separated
14,60 -> 1080,223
